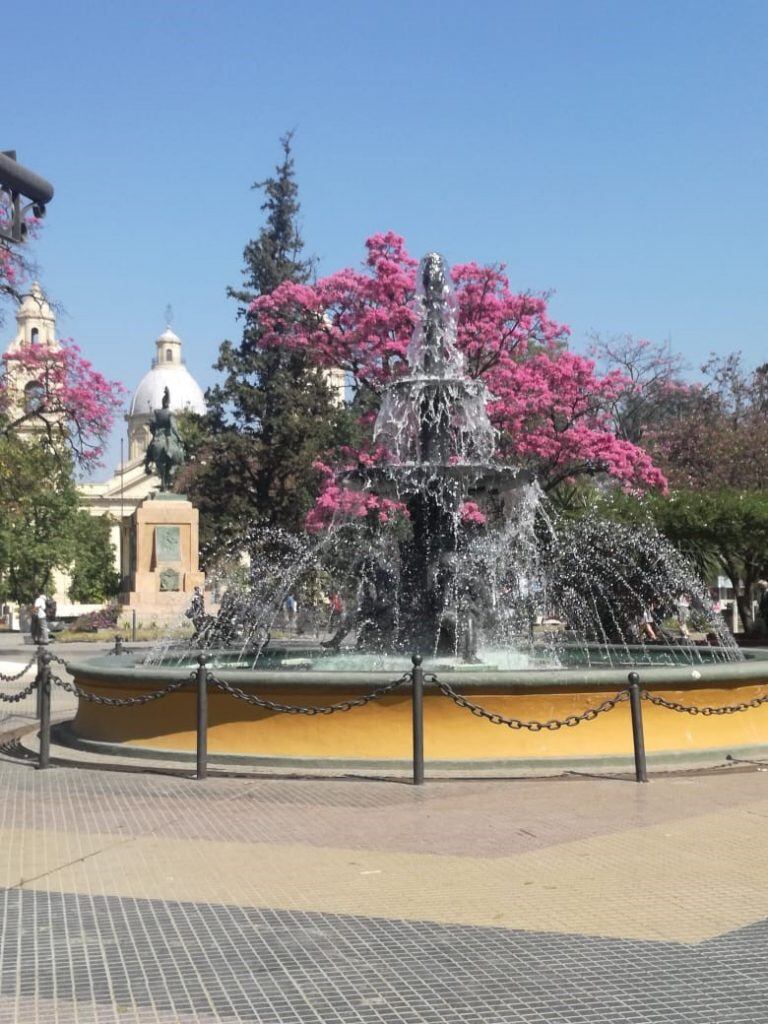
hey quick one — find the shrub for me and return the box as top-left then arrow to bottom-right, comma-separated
70,603 -> 119,633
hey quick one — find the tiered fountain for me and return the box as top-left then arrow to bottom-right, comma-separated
328,251 -> 530,661
63,254 -> 768,773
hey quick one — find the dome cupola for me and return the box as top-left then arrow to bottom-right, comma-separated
155,327 -> 183,367
126,324 -> 205,461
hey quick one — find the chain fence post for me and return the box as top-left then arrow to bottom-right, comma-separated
131,610 -> 137,642
411,654 -> 425,786
38,650 -> 52,770
196,654 -> 208,780
35,640 -> 47,718
627,672 -> 648,783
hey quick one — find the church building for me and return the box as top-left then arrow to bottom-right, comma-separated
3,281 -> 345,621
81,326 -> 206,590
3,284 -> 206,614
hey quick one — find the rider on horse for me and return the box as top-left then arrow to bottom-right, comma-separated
144,387 -> 185,491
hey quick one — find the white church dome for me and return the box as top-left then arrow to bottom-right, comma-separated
127,327 -> 206,418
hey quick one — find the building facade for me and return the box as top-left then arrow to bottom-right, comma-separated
3,283 -> 346,622
2,285 -> 207,616
80,325 -> 206,591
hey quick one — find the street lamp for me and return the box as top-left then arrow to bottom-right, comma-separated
0,150 -> 54,243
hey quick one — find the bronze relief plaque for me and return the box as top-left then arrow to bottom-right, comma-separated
156,525 -> 181,563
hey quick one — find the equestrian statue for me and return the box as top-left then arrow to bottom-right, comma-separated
144,387 -> 185,491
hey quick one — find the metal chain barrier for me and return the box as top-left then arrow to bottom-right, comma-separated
642,690 -> 768,716
50,673 -> 188,707
433,674 -> 629,730
208,670 -> 410,715
0,655 -> 37,682
0,679 -> 38,703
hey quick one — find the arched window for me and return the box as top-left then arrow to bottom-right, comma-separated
24,380 -> 45,413
30,328 -> 39,345
166,348 -> 173,362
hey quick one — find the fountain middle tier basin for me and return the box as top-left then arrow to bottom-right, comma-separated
62,648 -> 768,771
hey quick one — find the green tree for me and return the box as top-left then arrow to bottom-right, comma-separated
68,511 -> 120,603
649,490 -> 768,634
178,133 -> 353,553
0,437 -> 79,602
0,438 -> 119,607
600,488 -> 768,634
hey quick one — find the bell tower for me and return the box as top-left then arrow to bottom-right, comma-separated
7,282 -> 58,354
2,282 -> 60,431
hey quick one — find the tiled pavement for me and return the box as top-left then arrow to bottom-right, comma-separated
3,647 -> 768,1021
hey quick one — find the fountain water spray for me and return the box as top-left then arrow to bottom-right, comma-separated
148,252 -> 740,671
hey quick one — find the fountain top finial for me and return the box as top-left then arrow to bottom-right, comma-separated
407,251 -> 462,378
420,252 -> 448,299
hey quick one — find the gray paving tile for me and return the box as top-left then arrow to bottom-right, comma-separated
1,888 -> 767,1024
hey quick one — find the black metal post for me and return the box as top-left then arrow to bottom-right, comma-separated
196,655 -> 208,780
627,672 -> 648,783
131,610 -> 137,642
411,654 -> 425,786
35,641 -> 47,718
38,651 -> 52,770
113,634 -> 123,655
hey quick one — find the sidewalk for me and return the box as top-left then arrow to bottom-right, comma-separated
1,738 -> 768,1021
2,633 -> 768,1022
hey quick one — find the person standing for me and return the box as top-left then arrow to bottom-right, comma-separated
33,592 -> 49,645
639,606 -> 657,642
328,592 -> 343,630
187,586 -> 204,621
757,580 -> 768,631
676,593 -> 691,639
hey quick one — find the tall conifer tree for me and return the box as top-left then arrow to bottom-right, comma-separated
179,134 -> 351,550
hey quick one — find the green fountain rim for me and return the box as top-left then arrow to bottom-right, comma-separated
62,646 -> 768,693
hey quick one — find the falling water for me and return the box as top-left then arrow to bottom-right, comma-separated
146,252 -> 741,670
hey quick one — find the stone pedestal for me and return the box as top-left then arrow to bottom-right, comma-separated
121,494 -> 204,622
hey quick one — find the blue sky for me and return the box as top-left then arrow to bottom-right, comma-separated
5,0 -> 768,474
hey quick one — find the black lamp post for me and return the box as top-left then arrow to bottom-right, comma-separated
0,150 -> 54,243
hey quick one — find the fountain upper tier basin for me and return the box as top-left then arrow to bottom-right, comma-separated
63,647 -> 768,771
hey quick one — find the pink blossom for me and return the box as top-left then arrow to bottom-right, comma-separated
255,232 -> 667,524
460,501 -> 487,526
1,338 -> 125,466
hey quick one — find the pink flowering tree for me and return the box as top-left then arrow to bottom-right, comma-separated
1,339 -> 125,468
252,233 -> 666,527
1,203 -> 124,467
0,210 -> 39,315
305,458 -> 409,533
0,243 -> 21,310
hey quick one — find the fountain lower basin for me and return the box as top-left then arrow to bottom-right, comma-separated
61,649 -> 768,771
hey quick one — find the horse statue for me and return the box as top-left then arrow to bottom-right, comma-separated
144,387 -> 185,491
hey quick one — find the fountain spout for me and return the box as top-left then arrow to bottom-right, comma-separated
364,252 -> 521,656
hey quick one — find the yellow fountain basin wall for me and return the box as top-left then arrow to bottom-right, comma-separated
66,660 -> 768,763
